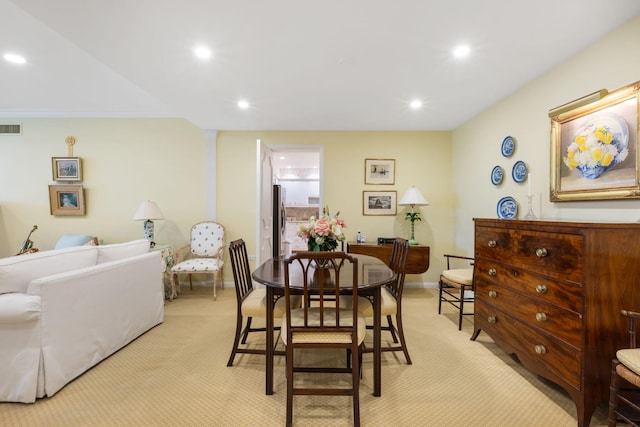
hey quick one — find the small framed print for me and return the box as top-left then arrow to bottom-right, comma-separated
49,185 -> 86,216
52,157 -> 82,181
363,190 -> 397,216
364,159 -> 395,185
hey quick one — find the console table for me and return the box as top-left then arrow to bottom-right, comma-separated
346,241 -> 430,274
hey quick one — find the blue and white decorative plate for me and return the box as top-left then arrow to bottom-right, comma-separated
497,196 -> 517,219
491,166 -> 504,186
501,136 -> 515,157
512,160 -> 527,183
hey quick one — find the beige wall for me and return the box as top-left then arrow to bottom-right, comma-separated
0,118 -> 207,256
452,15 -> 640,252
217,131 -> 453,284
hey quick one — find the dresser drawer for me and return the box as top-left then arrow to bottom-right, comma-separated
476,278 -> 582,348
476,303 -> 581,390
475,226 -> 583,282
474,258 -> 583,313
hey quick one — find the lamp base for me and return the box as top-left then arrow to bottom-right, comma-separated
409,239 -> 419,246
143,220 -> 156,248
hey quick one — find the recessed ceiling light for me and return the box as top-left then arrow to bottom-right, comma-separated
238,100 -> 250,110
3,53 -> 26,64
410,100 -> 423,109
453,45 -> 470,58
193,46 -> 212,60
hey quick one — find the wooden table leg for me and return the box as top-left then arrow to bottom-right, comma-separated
266,286 -> 274,395
373,286 -> 381,397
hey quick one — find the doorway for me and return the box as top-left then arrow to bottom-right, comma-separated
256,141 -> 323,265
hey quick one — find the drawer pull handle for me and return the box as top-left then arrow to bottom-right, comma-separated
535,284 -> 548,294
488,268 -> 496,276
534,344 -> 546,355
535,312 -> 547,322
488,240 -> 497,248
488,290 -> 497,298
488,316 -> 497,324
535,248 -> 548,258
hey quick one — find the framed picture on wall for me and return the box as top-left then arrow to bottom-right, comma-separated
363,190 -> 397,215
550,80 -> 640,201
52,157 -> 82,181
364,159 -> 395,185
49,185 -> 86,216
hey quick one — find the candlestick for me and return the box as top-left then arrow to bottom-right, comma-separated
524,194 -> 537,220
527,173 -> 532,196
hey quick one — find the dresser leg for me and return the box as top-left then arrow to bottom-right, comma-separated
470,328 -> 482,341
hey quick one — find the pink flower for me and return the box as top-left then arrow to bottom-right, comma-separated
313,219 -> 331,236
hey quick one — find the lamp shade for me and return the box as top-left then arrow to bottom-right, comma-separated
398,186 -> 429,207
133,201 -> 165,221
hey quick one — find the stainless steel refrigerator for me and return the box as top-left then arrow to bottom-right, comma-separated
272,184 -> 286,257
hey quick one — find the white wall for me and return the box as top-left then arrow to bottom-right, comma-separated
451,15 -> 640,253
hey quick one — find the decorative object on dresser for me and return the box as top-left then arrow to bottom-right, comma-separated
438,254 -> 475,330
549,80 -> 639,202
608,309 -> 640,426
471,218 -> 640,427
398,186 -> 429,245
132,200 -> 164,248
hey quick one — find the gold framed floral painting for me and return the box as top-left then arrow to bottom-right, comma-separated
550,80 -> 640,201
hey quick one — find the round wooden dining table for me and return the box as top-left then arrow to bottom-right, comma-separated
252,253 -> 394,397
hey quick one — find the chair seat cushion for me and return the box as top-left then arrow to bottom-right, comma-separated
441,268 -> 473,286
355,287 -> 397,318
281,307 -> 366,345
617,349 -> 640,377
241,288 -> 301,318
171,258 -> 223,273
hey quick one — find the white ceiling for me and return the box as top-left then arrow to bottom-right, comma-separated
1,0 -> 639,131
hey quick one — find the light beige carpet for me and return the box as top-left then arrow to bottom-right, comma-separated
1,286 -> 612,426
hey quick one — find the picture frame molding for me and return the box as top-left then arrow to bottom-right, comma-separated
48,184 -> 86,216
52,157 -> 82,181
364,158 -> 395,185
363,190 -> 397,216
550,80 -> 640,202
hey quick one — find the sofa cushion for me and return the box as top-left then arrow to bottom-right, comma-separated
0,246 -> 98,294
54,234 -> 94,249
0,293 -> 41,323
96,239 -> 150,264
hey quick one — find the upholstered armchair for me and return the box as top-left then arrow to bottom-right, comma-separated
170,221 -> 225,300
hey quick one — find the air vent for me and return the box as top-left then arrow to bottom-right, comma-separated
0,124 -> 22,135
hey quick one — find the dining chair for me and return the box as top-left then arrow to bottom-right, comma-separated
282,251 -> 364,427
438,254 -> 475,330
608,309 -> 640,426
227,239 -> 300,366
355,238 -> 412,364
170,221 -> 225,300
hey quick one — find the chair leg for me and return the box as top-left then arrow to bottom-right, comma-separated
387,315 -> 399,343
189,274 -> 193,291
241,317 -> 253,344
352,344 -> 361,427
227,313 -> 244,367
395,310 -> 412,365
212,271 -> 218,300
458,287 -> 465,330
438,282 -> 444,314
286,346 -> 294,427
609,359 -> 621,427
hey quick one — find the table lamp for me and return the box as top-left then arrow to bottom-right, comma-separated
398,186 -> 429,245
133,201 -> 164,248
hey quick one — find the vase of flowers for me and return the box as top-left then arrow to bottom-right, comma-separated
297,205 -> 346,252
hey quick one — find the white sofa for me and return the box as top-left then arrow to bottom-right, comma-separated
0,239 -> 165,403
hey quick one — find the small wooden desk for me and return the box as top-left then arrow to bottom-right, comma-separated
347,241 -> 430,274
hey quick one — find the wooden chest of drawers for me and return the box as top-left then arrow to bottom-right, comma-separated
472,218 -> 640,427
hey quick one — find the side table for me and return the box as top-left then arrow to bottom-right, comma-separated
152,244 -> 175,299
